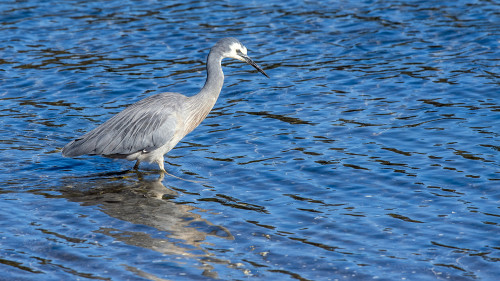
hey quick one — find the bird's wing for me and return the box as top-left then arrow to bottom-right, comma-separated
62,93 -> 186,157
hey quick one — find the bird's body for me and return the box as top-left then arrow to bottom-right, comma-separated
62,37 -> 268,172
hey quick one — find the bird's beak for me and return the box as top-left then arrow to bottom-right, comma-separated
238,51 -> 270,78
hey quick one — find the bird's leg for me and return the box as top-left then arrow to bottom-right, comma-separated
156,159 -> 167,173
133,160 -> 141,170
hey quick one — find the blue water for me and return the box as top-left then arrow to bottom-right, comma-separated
1,0 -> 499,280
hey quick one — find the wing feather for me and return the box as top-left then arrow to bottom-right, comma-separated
62,93 -> 186,157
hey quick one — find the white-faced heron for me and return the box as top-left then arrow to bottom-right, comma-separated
62,37 -> 269,172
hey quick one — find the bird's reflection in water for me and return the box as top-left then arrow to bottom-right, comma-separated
61,171 -> 234,279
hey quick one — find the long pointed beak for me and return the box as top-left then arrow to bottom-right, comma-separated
238,52 -> 270,78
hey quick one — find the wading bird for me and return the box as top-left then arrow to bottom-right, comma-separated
62,37 -> 269,172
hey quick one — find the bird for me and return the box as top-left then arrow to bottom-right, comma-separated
62,37 -> 269,172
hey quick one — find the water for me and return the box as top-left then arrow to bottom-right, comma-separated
1,0 -> 499,280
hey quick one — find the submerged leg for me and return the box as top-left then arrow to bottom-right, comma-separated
133,160 -> 141,170
156,158 -> 166,173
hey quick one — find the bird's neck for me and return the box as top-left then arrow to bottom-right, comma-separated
198,50 -> 224,102
184,51 -> 224,135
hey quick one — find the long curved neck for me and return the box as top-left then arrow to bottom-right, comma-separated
198,50 -> 224,102
184,50 -> 224,134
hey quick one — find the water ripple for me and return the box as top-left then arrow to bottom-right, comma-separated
1,0 -> 499,280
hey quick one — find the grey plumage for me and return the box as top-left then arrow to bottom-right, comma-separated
63,93 -> 182,156
62,37 -> 269,172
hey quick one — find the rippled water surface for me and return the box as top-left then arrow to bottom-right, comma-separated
1,0 -> 499,280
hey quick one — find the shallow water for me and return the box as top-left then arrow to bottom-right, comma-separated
1,0 -> 499,280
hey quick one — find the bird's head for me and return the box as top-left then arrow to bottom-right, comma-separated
215,37 -> 269,78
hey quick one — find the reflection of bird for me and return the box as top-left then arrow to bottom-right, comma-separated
62,37 -> 269,172
61,173 -> 234,272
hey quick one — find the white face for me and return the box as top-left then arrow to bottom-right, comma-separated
225,42 -> 248,62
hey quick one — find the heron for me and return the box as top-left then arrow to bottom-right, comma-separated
62,37 -> 269,172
